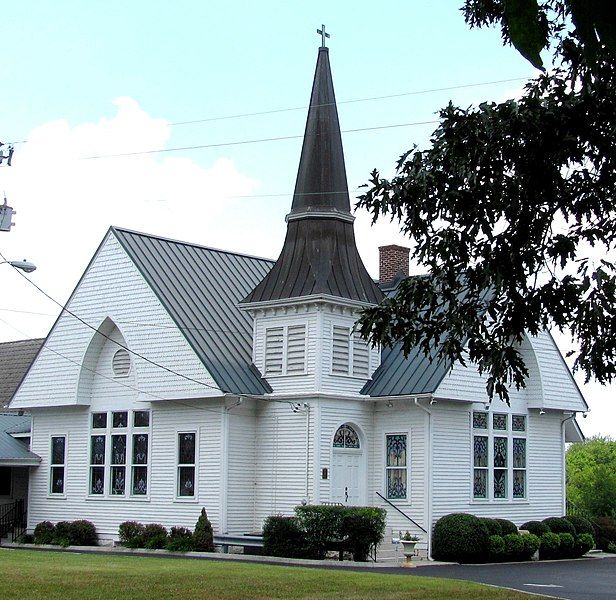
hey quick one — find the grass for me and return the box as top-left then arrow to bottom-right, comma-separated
0,549 -> 530,599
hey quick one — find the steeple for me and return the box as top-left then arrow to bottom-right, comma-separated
243,43 -> 383,305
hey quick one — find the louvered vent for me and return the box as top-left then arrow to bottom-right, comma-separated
264,327 -> 284,375
352,331 -> 370,378
112,349 -> 131,377
332,326 -> 350,374
286,325 -> 306,373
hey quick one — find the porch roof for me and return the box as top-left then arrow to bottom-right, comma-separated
0,413 -> 40,466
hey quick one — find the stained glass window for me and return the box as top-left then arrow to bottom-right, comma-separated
494,437 -> 507,468
132,466 -> 147,495
473,469 -> 487,499
90,466 -> 105,495
133,411 -> 150,428
112,411 -> 128,428
51,467 -> 64,494
111,466 -> 125,495
513,438 -> 526,469
512,415 -> 526,432
52,436 -> 66,465
92,413 -> 107,429
179,433 -> 195,465
473,412 -> 488,429
333,424 -> 360,449
513,470 -> 526,498
133,434 -> 148,465
494,469 -> 507,499
177,432 -> 196,498
90,435 -> 106,465
386,434 -> 407,499
474,436 -> 488,468
50,435 -> 66,494
493,414 -> 508,431
112,435 -> 126,465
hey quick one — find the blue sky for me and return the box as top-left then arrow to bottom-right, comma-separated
1,1 -> 612,436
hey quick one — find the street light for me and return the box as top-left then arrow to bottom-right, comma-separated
0,259 -> 37,273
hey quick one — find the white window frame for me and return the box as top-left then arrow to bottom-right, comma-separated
175,430 -> 199,501
331,326 -> 372,378
263,323 -> 307,376
49,434 -> 67,497
384,432 -> 408,501
86,410 -> 151,500
470,411 -> 528,503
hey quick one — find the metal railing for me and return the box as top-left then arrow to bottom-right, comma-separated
375,491 -> 428,534
0,499 -> 26,542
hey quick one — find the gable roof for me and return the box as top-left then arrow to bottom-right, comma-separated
112,227 -> 274,395
0,413 -> 40,465
0,339 -> 44,407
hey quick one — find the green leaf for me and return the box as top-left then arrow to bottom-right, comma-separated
568,0 -> 600,64
504,0 -> 546,69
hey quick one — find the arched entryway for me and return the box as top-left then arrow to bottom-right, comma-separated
331,423 -> 366,505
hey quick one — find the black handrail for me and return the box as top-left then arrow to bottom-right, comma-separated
375,491 -> 428,534
0,499 -> 26,542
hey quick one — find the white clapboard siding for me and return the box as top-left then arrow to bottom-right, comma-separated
27,402 -> 224,541
11,232 -> 219,410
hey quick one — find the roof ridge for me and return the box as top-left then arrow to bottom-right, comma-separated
111,226 -> 275,264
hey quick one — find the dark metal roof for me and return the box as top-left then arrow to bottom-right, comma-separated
0,339 -> 44,407
113,227 -> 274,395
244,47 -> 383,305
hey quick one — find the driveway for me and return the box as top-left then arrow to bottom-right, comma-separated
385,556 -> 616,600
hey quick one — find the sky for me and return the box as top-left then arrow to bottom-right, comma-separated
0,1 -> 612,437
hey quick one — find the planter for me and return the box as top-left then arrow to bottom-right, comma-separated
399,539 -> 418,567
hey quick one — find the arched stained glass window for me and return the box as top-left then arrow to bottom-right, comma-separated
332,424 -> 360,449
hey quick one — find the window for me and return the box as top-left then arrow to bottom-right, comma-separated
50,435 -> 66,495
177,432 -> 196,497
87,410 -> 150,498
264,324 -> 306,375
0,467 -> 12,496
333,424 -> 360,449
472,412 -> 527,500
385,434 -> 407,500
332,326 -> 372,377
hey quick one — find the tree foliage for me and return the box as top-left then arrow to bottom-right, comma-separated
566,436 -> 616,517
357,0 -> 616,400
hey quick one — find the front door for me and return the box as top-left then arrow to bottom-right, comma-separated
331,423 -> 364,505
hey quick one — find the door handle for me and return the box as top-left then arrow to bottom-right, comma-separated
345,486 -> 348,502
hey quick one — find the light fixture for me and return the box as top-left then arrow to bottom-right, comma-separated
386,399 -> 393,408
539,409 -> 546,415
430,399 -> 437,405
0,258 -> 37,273
484,403 -> 490,411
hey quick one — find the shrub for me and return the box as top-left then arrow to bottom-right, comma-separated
564,515 -> 595,537
558,532 -> 575,558
503,533 -> 525,561
53,521 -> 73,547
574,533 -> 594,557
119,521 -> 145,548
608,542 -> 616,553
166,527 -> 195,552
479,518 -> 502,536
488,534 -> 505,560
543,517 -> 576,536
496,519 -> 518,536
263,516 -> 306,558
341,507 -> 387,562
520,520 -> 549,537
33,521 -> 55,545
295,505 -> 346,560
193,508 -> 214,552
141,524 -> 168,549
521,533 -> 541,560
432,513 -> 489,563
594,516 -> 616,551
69,520 -> 97,546
539,532 -> 560,560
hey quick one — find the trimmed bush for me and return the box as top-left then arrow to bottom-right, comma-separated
33,521 -> 55,545
520,520 -> 549,537
522,533 -> 541,560
341,507 -> 387,562
166,527 -> 195,552
263,516 -> 306,558
594,516 -> 616,551
503,533 -> 525,561
53,521 -> 73,547
543,517 -> 576,536
488,534 -> 505,560
295,505 -> 346,560
479,518 -> 502,536
141,524 -> 168,549
574,533 -> 594,557
432,513 -> 489,563
564,515 -> 595,537
558,532 -> 575,558
69,520 -> 97,546
193,508 -> 215,552
496,519 -> 518,536
539,532 -> 560,560
119,521 -> 145,548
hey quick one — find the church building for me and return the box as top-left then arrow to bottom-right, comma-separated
8,42 -> 586,556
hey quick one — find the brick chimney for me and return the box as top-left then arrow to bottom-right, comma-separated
379,245 -> 410,284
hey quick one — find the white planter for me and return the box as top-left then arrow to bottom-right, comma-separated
399,540 -> 418,567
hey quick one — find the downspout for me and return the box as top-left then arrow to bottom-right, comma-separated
305,403 -> 311,503
560,412 -> 576,516
414,397 -> 434,559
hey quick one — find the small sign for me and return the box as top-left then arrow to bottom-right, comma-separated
321,468 -> 328,480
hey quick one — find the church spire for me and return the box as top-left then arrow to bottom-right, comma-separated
243,39 -> 383,305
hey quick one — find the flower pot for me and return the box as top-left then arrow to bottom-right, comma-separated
399,539 -> 418,567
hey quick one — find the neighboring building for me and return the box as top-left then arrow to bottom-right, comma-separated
8,45 -> 586,554
0,338 -> 44,408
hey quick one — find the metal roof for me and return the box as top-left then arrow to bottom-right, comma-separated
0,339 -> 44,407
0,413 -> 40,465
113,227 -> 274,395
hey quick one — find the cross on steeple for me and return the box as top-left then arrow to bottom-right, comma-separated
317,24 -> 330,47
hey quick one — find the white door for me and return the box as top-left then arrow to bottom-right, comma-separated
331,450 -> 362,505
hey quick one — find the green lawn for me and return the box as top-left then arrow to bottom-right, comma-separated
0,549 -> 528,599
